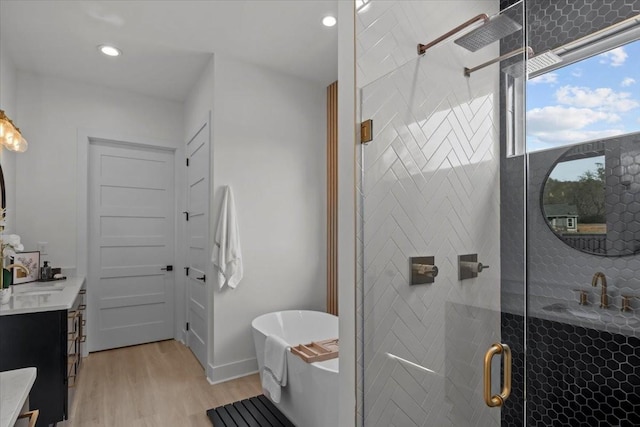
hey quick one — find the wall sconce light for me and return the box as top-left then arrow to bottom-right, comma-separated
0,109 -> 28,153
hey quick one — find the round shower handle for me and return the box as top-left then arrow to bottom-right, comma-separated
412,263 -> 438,277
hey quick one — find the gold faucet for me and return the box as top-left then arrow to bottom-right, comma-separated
591,272 -> 608,308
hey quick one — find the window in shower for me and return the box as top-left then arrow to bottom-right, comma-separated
526,35 -> 640,153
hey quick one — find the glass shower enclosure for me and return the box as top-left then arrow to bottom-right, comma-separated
356,1 -> 526,425
356,0 -> 640,426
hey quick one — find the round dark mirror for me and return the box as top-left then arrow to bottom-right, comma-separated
541,135 -> 640,257
0,163 -> 5,215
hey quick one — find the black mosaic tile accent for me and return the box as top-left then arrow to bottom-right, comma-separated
604,137 -> 640,255
501,313 -> 640,427
500,0 -> 640,55
501,313 -> 526,427
499,2 -> 640,425
526,0 -> 640,54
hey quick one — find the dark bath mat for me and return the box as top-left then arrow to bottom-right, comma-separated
207,394 -> 295,426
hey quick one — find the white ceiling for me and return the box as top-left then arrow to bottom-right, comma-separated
0,0 -> 339,102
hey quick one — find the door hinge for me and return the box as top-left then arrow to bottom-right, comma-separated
182,211 -> 189,221
186,322 -> 190,331
184,267 -> 190,276
186,158 -> 189,166
361,119 -> 373,144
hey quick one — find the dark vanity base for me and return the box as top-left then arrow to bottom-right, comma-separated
501,313 -> 640,427
0,311 -> 68,427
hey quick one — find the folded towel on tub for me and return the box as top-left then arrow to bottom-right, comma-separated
262,334 -> 290,403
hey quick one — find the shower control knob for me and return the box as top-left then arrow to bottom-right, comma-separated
458,254 -> 489,281
461,261 -> 489,274
410,256 -> 437,285
412,264 -> 439,277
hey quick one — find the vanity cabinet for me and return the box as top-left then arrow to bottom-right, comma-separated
0,288 -> 86,426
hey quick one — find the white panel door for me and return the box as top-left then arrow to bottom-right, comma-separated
89,142 -> 175,351
186,122 -> 210,368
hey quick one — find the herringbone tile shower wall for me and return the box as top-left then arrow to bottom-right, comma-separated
356,1 -> 505,426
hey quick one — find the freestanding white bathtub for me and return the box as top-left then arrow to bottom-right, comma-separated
251,310 -> 339,427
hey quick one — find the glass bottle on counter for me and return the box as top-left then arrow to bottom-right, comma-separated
41,261 -> 52,281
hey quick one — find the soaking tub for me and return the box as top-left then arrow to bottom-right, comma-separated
251,310 -> 339,427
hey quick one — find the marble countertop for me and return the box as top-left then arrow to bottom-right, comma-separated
0,368 -> 37,427
0,277 -> 85,316
502,292 -> 640,338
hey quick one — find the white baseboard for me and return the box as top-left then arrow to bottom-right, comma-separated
176,329 -> 187,345
207,357 -> 259,385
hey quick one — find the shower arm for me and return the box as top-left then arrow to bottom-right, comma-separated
417,14 -> 489,55
464,46 -> 534,77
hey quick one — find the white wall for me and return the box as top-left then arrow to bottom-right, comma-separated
184,56 -> 214,141
204,54 -> 327,381
14,71 -> 184,268
0,42 -> 18,233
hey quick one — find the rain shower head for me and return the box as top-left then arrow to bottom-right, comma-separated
528,51 -> 562,74
454,14 -> 522,52
501,51 -> 563,78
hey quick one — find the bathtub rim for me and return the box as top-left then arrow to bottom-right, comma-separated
251,310 -> 339,374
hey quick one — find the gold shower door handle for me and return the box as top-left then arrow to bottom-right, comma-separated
483,343 -> 512,407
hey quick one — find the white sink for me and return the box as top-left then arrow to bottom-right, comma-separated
566,308 -> 600,321
542,303 -> 640,327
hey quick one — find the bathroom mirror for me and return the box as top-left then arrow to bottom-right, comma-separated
541,133 -> 640,257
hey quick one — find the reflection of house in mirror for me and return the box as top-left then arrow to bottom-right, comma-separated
545,203 -> 578,232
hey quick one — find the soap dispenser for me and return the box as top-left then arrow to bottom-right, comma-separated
41,261 -> 52,281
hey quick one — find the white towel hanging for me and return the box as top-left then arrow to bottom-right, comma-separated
212,186 -> 243,290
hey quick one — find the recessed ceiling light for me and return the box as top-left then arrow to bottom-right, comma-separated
322,16 -> 337,27
98,45 -> 121,57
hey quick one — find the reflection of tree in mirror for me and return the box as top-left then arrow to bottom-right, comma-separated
543,162 -> 605,228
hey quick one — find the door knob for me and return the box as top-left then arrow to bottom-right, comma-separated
161,265 -> 173,271
196,275 -> 206,282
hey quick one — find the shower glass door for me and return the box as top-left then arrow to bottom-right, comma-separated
356,2 -> 526,426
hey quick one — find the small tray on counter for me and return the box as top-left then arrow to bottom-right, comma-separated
291,338 -> 339,363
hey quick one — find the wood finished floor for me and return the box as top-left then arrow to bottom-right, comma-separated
60,340 -> 262,427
